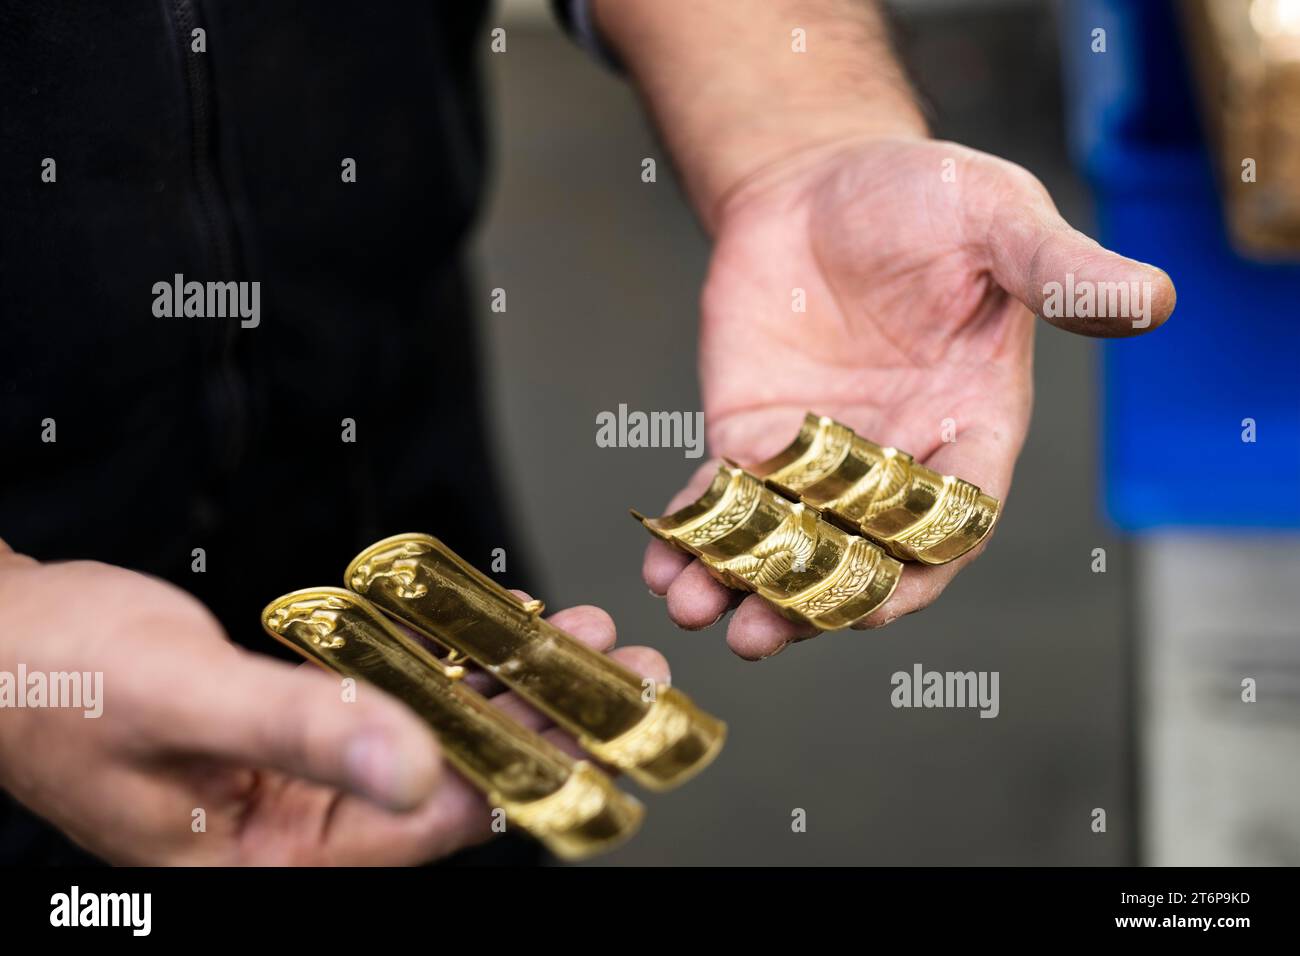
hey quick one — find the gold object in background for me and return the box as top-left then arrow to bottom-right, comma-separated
633,463 -> 903,630
346,533 -> 726,792
1182,0 -> 1300,256
751,414 -> 1000,565
261,587 -> 643,860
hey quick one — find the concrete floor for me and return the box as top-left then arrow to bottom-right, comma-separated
471,7 -> 1132,864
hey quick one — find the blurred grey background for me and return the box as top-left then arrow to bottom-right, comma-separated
466,0 -> 1293,865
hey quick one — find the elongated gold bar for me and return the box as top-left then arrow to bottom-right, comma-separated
261,587 -> 642,861
345,534 -> 726,792
634,463 -> 903,630
751,413 -> 1000,565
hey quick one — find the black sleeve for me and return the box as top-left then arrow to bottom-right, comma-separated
549,0 -> 623,70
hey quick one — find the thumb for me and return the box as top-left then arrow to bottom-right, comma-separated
983,177 -> 1176,338
149,648 -> 443,811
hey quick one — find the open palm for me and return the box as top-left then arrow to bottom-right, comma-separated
644,137 -> 1175,659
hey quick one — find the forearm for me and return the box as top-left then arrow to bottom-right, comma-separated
592,0 -> 927,230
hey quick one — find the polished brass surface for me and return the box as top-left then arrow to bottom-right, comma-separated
261,587 -> 643,860
634,463 -> 903,630
751,413 -> 1000,565
345,533 -> 726,792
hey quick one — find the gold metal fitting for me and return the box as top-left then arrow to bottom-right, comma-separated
261,587 -> 643,860
345,533 -> 726,793
751,413 -> 1000,564
634,463 -> 903,630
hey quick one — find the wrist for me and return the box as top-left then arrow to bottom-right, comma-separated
591,0 -> 928,232
700,109 -> 927,232
0,555 -> 44,777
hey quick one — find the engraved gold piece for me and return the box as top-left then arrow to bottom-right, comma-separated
261,587 -> 643,861
751,413 -> 1000,565
345,533 -> 727,792
633,463 -> 904,631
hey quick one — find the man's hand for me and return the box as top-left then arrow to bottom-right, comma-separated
0,544 -> 665,864
596,2 -> 1175,658
642,136 -> 1174,658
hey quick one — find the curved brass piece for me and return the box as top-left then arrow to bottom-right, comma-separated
261,587 -> 643,861
634,464 -> 903,630
345,534 -> 726,792
751,413 -> 1000,565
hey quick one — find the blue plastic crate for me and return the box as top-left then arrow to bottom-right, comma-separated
1061,0 -> 1300,530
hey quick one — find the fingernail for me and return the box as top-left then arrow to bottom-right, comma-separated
345,730 -> 400,804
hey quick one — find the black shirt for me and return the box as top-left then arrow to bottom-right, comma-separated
0,0 -> 534,864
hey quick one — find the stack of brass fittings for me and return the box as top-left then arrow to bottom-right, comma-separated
634,413 -> 1000,630
1182,0 -> 1300,256
261,533 -> 725,860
